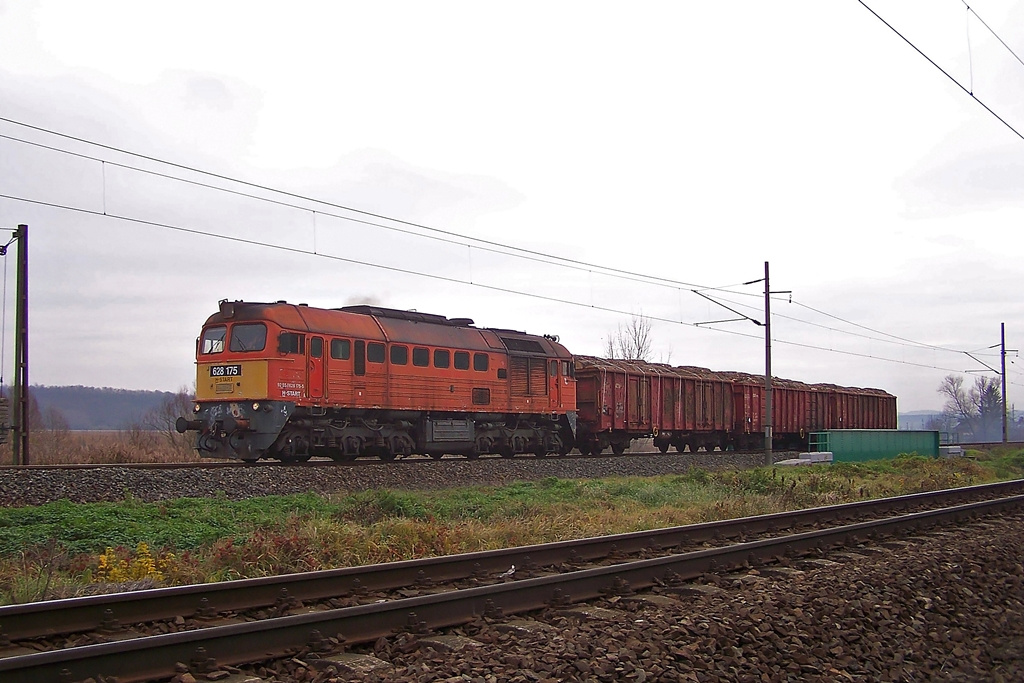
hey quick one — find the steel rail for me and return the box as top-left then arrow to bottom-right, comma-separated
1,480 -> 1021,643
2,494 -> 1021,683
0,449 -> 792,471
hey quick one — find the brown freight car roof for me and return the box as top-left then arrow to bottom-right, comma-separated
573,355 -> 894,397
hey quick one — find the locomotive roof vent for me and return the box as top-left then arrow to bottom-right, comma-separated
340,305 -> 474,327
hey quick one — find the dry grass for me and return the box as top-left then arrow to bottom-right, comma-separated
0,429 -> 200,465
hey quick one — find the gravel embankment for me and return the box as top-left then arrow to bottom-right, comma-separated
0,452 -> 769,507
297,513 -> 1023,683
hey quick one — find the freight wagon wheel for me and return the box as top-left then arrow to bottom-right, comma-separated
657,442 -> 670,454
611,442 -> 627,456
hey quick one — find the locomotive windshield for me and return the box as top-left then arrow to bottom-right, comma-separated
200,326 -> 226,354
229,323 -> 267,352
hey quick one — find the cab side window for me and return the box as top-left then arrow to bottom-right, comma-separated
278,331 -> 305,355
201,326 -> 226,354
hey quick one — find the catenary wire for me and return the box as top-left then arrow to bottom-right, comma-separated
857,0 -> 1024,143
0,190 -> 977,376
960,0 -> 1024,70
0,131 -> 694,292
0,128 -> 990,359
0,116 -> 710,291
6,97 -> 1016,364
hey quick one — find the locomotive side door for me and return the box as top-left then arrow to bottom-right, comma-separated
307,336 -> 325,400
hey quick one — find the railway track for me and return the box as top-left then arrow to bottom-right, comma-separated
0,441 -> 1014,471
2,479 -> 1022,682
0,450 -> 795,471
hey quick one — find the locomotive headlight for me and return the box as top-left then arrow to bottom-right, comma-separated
252,402 -> 260,411
194,403 -> 201,413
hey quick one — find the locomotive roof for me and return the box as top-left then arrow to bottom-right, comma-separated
205,300 -> 572,358
573,355 -> 894,397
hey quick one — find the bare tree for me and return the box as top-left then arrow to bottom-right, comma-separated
938,374 -> 1003,441
141,385 -> 196,455
604,313 -> 654,362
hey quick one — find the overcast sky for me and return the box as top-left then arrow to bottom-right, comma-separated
1,0 -> 1023,412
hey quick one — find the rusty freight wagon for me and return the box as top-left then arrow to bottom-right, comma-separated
574,357 -> 898,454
573,356 -> 734,455
177,301 -> 577,461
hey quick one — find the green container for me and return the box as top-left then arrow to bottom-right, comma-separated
808,430 -> 940,463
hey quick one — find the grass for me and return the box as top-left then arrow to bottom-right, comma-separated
0,449 -> 1020,604
0,429 -> 199,465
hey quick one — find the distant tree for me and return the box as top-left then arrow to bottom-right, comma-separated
938,374 -> 1003,441
604,313 -> 654,362
141,385 -> 196,455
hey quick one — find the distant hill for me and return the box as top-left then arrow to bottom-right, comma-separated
27,385 -> 179,431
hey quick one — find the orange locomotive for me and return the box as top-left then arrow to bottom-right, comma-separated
176,300 -> 577,461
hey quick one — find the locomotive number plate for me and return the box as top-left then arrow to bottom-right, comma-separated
209,364 -> 242,378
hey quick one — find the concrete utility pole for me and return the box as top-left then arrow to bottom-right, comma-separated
763,262 -> 773,465
12,225 -> 27,465
1002,322 -> 1008,444
694,261 -> 788,465
0,225 -> 28,465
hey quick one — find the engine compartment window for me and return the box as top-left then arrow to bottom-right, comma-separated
278,332 -> 305,355
413,347 -> 429,367
331,339 -> 351,360
200,326 -> 226,354
391,345 -> 408,365
434,349 -> 450,368
473,353 -> 489,372
367,342 -> 386,363
230,323 -> 267,352
454,351 -> 470,370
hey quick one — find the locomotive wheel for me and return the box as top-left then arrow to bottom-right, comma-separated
498,445 -> 515,459
429,451 -> 444,460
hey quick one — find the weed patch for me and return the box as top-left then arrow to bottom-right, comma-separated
0,451 -> 1018,604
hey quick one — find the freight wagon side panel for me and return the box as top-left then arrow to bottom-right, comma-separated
576,373 -> 607,432
734,383 -> 763,435
626,374 -> 652,432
